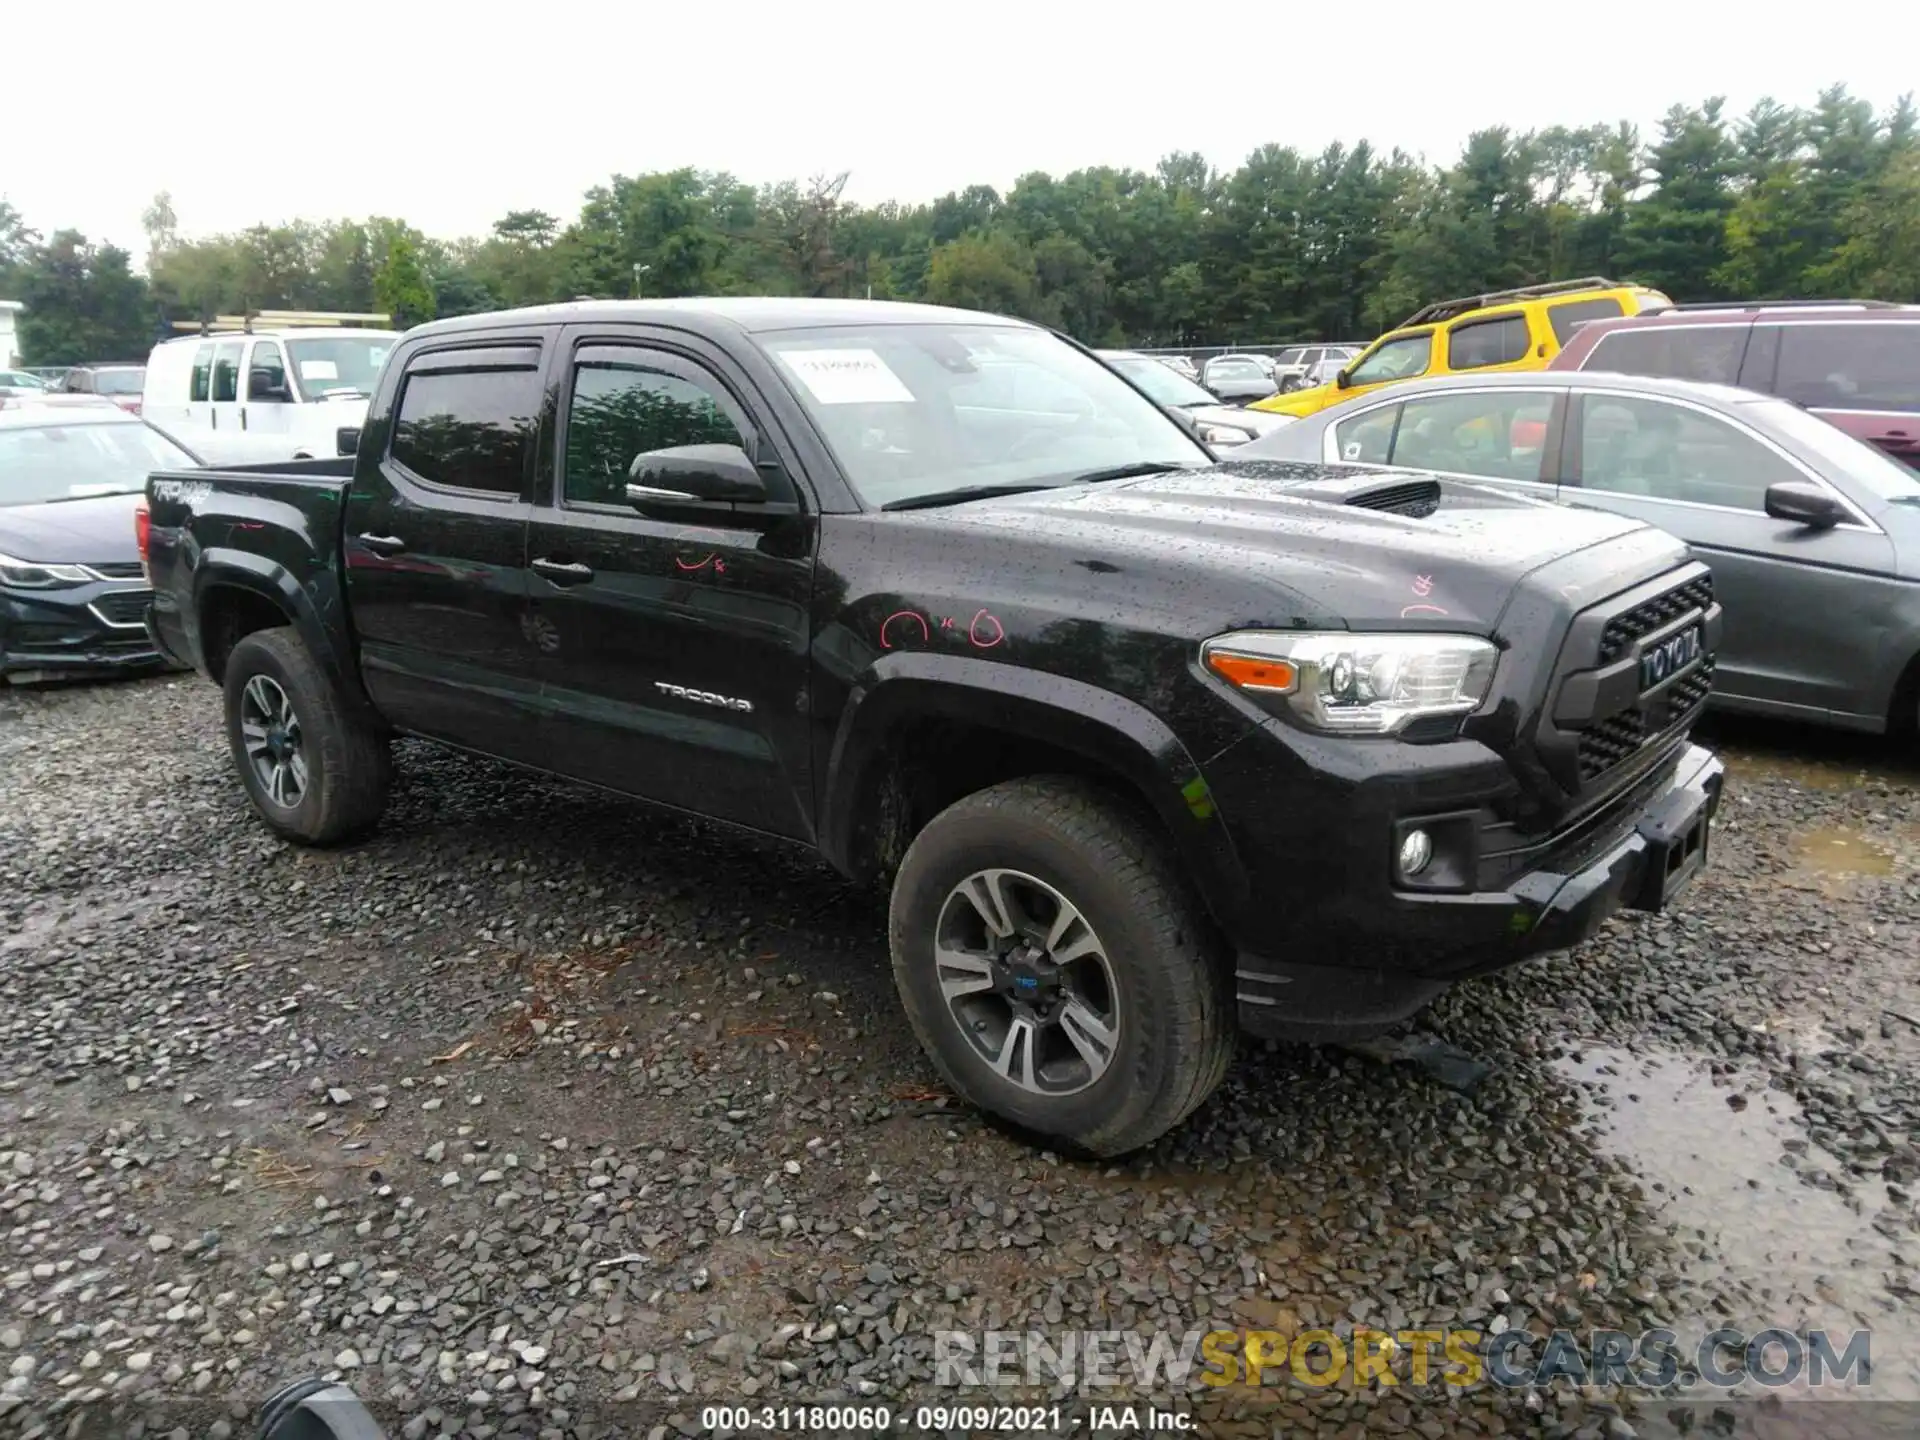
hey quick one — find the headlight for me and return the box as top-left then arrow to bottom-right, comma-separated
1199,423 -> 1253,445
0,551 -> 93,589
1201,630 -> 1499,735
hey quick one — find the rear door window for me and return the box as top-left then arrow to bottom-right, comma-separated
1581,326 -> 1749,384
1547,297 -> 1625,346
1446,314 -> 1530,370
190,345 -> 213,403
1773,323 -> 1920,413
390,346 -> 542,495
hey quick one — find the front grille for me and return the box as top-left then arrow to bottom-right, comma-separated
1577,710 -> 1645,781
1598,574 -> 1714,664
87,561 -> 145,580
1576,651 -> 1715,782
89,589 -> 152,626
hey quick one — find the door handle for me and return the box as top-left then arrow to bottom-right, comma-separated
357,533 -> 407,556
531,557 -> 594,585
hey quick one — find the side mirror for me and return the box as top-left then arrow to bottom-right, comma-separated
1764,480 -> 1846,529
1335,369 -> 1352,390
627,443 -> 767,508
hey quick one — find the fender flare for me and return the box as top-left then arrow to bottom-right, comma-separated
191,549 -> 379,724
817,651 -> 1250,932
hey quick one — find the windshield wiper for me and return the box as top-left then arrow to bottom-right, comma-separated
1064,461 -> 1199,486
883,483 -> 1058,512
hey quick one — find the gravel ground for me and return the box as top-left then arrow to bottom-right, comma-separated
1,676 -> 1916,1440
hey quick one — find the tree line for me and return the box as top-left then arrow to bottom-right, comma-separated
2,84 -> 1915,368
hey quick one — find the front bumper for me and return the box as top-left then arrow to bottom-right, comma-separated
1233,741 -> 1723,1041
0,582 -> 164,681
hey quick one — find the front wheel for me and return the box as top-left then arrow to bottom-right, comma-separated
888,776 -> 1234,1156
223,626 -> 390,845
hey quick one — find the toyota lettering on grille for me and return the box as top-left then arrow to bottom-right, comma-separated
1639,627 -> 1703,694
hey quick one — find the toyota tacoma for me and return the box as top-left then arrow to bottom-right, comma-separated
141,298 -> 1725,1156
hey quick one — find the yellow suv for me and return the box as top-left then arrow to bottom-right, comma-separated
1249,277 -> 1672,419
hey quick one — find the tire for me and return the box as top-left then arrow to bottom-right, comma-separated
223,626 -> 390,845
888,776 -> 1234,1157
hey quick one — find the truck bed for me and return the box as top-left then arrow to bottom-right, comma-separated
144,459 -> 359,686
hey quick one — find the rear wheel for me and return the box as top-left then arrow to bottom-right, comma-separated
888,776 -> 1234,1156
223,627 -> 389,845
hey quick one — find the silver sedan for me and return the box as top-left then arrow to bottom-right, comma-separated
1237,370 -> 1920,734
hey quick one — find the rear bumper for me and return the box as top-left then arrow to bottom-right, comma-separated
1,585 -> 164,681
1236,742 -> 1723,1041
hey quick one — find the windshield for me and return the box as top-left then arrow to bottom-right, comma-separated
1752,400 -> 1920,499
759,324 -> 1207,508
0,419 -> 196,505
1108,357 -> 1217,408
287,336 -> 396,400
91,368 -> 145,396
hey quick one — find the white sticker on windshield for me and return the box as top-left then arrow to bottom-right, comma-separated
780,349 -> 914,405
300,359 -> 340,381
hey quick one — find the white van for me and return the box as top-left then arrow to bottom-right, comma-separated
143,325 -> 397,459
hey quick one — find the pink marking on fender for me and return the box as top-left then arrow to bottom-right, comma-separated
880,610 -> 931,649
968,609 -> 1006,648
1400,603 -> 1450,618
674,554 -> 717,572
1412,574 -> 1434,597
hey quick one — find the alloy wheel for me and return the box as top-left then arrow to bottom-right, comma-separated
933,867 -> 1121,1096
239,674 -> 307,809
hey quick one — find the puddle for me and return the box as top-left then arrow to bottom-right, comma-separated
1555,1046 -> 1920,1399
1794,827 -> 1896,878
1723,751 -> 1862,792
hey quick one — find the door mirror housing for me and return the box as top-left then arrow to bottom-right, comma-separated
1764,480 -> 1847,529
627,443 -> 765,506
1334,368 -> 1352,390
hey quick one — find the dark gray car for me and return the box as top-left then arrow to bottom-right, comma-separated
1238,370 -> 1920,734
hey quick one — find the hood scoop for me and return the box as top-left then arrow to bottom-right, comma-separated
1213,460 -> 1443,518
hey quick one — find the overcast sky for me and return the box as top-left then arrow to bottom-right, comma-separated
5,1 -> 1911,263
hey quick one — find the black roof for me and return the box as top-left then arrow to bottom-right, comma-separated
406,296 -> 1033,343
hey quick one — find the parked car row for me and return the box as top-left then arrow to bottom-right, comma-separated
1095,351 -> 1294,447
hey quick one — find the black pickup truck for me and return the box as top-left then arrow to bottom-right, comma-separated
142,298 -> 1725,1156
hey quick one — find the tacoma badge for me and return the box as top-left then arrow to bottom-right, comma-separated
654,681 -> 754,713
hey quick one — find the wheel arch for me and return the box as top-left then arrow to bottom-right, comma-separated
193,552 -> 379,727
818,653 -> 1249,935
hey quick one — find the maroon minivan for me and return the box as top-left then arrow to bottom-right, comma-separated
1550,301 -> 1920,465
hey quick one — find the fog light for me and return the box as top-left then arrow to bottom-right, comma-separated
1398,828 -> 1433,877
